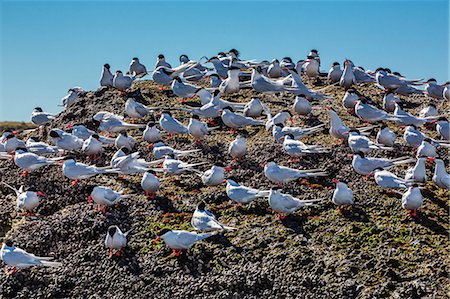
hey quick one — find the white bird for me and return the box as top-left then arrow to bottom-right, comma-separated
115,131 -> 135,151
152,229 -> 216,257
376,70 -> 422,90
376,125 -> 396,147
61,87 -> 84,109
347,129 -> 393,153
326,107 -> 374,141
424,78 -> 445,100
401,185 -> 423,216
1,133 -> 26,153
111,147 -> 161,174
187,115 -> 216,143
113,70 -> 135,91
372,168 -> 413,189
209,74 -> 222,88
267,59 -> 282,78
225,178 -> 270,205
171,77 -> 202,98
279,124 -> 326,141
418,103 -> 438,119
221,108 -> 265,129
436,117 -> 449,140
151,140 -> 200,159
26,137 -> 60,155
155,54 -> 172,69
405,157 -> 428,183
31,107 -> 54,126
355,98 -> 398,123
82,134 -> 104,157
352,152 -> 415,176
66,124 -> 96,141
14,148 -> 62,177
328,62 -> 343,83
282,135 -> 329,158
159,111 -> 188,135
104,225 -> 132,257
2,183 -> 45,216
125,98 -> 152,119
416,139 -> 437,158
339,59 -> 356,90
191,202 -> 236,232
264,161 -> 327,184
129,57 -> 147,77
251,66 -> 287,93
63,158 -> 118,185
199,164 -> 229,186
93,111 -> 145,133
382,92 -> 401,112
265,110 -> 293,131
48,129 -> 83,151
244,98 -> 264,117
293,95 -> 312,115
162,154 -> 205,175
331,180 -> 354,212
342,89 -> 359,109
268,189 -> 321,219
402,125 -> 449,148
143,121 -> 162,144
432,158 -> 450,190
100,63 -> 114,87
0,241 -> 61,274
228,135 -> 247,159
303,57 -> 320,79
141,170 -> 160,199
152,61 -> 197,86
219,66 -> 241,94
393,103 -> 440,127
87,185 -> 132,213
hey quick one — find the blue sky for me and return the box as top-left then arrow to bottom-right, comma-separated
0,0 -> 448,121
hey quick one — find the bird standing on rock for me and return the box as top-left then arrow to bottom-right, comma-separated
152,229 -> 216,257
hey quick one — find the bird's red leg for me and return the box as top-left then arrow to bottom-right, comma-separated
195,139 -> 202,145
169,249 -> 178,258
8,267 -> 17,275
22,171 -> 28,177
115,250 -> 121,257
338,206 -> 342,214
102,205 -> 107,214
70,180 -> 78,187
96,204 -> 100,212
109,249 -> 113,258
150,193 -> 155,200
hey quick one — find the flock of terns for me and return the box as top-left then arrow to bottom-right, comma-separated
1,49 -> 449,274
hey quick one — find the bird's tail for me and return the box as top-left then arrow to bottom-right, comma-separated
41,260 -> 62,267
356,124 -> 379,132
221,225 -> 238,231
198,231 -> 217,240
257,190 -> 271,197
305,123 -> 326,134
183,161 -> 208,168
301,198 -> 324,206
176,149 -> 202,156
124,123 -> 146,129
392,157 -> 416,165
